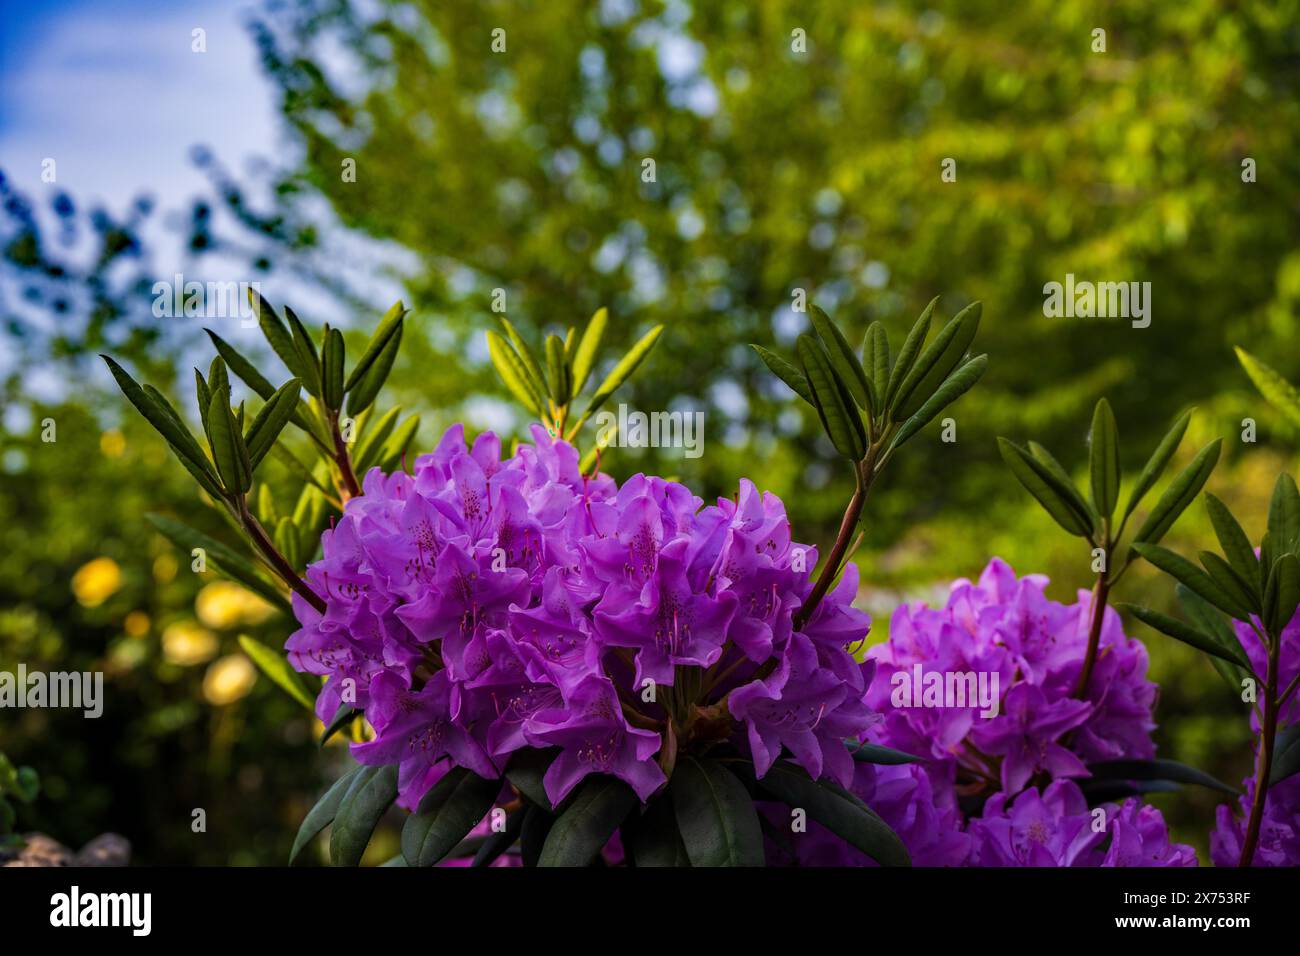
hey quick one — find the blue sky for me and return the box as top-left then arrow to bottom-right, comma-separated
0,0 -> 279,212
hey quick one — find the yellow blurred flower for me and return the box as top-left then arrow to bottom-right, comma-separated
123,610 -> 150,638
195,581 -> 275,629
153,553 -> 178,584
162,621 -> 219,666
72,557 -> 122,607
99,429 -> 126,458
203,654 -> 257,705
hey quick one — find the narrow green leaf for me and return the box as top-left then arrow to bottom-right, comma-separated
401,767 -> 502,867
344,301 -> 406,391
376,414 -> 420,473
891,301 -> 981,420
862,321 -> 890,408
248,289 -> 308,383
537,776 -> 638,867
207,386 -> 251,494
1089,398 -> 1120,522
1237,347 -> 1300,428
577,325 -> 664,422
626,794 -> 690,867
669,756 -> 764,867
499,317 -> 550,405
1175,584 -> 1249,692
571,307 -> 607,395
884,297 -> 936,410
145,513 -> 291,613
205,329 -> 274,398
1122,410 -> 1191,521
1119,603 -> 1253,671
346,320 -> 402,416
1131,439 -> 1222,547
998,438 -> 1094,537
752,344 -> 813,405
238,635 -> 318,710
1267,473 -> 1300,557
1085,759 -> 1239,796
1264,552 -> 1300,636
290,766 -> 362,865
487,330 -> 548,419
244,378 -> 302,469
330,764 -> 398,867
1200,551 -> 1260,618
352,406 -> 401,475
1205,493 -> 1261,600
750,761 -> 910,866
889,354 -> 987,449
810,306 -> 872,412
283,305 -> 323,398
505,748 -> 559,811
847,742 -> 920,765
319,704 -> 359,748
1132,543 -> 1253,621
472,808 -> 525,867
1270,724 -> 1300,786
797,333 -> 865,461
545,333 -> 569,405
322,326 -> 345,411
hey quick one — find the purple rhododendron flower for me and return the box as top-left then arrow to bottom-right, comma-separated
866,558 -> 1158,805
968,779 -> 1196,867
287,425 -> 878,811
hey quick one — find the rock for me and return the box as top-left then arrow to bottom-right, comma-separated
1,833 -> 73,867
74,833 -> 131,866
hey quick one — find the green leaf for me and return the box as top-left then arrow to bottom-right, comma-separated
275,517 -> 301,569
847,742 -> 920,765
571,307 -> 607,395
750,761 -> 910,866
322,325 -> 345,411
891,301 -> 981,420
1086,759 -> 1239,796
12,766 -> 38,804
352,406 -> 402,475
537,775 -> 639,867
487,330 -> 548,419
499,317 -> 550,405
319,704 -> 359,748
101,355 -> 221,496
401,767 -> 502,867
290,766 -> 361,865
1237,347 -> 1300,428
346,320 -> 402,416
1131,439 -> 1222,547
1131,543 -> 1253,621
1264,552 -> 1300,636
883,297 -> 936,410
862,321 -> 890,408
207,386 -> 251,495
1122,410 -> 1191,521
577,325 -> 664,422
1205,493 -> 1261,600
626,794 -> 690,867
249,290 -> 310,383
751,345 -> 813,405
244,378 -> 302,469
145,513 -> 291,613
330,764 -> 399,867
1175,584 -> 1249,691
1088,398 -> 1120,522
669,756 -> 764,867
271,443 -> 331,495
238,635 -> 318,710
505,748 -> 559,811
376,414 -> 420,473
519,805 -> 552,867
283,305 -> 323,398
1119,603 -> 1253,671
1199,551 -> 1260,618
998,438 -> 1094,537
1270,724 -> 1300,786
797,333 -> 866,461
545,333 -> 569,404
205,328 -> 275,398
810,306 -> 872,412
1267,473 -> 1300,558
344,301 -> 406,392
889,354 -> 987,450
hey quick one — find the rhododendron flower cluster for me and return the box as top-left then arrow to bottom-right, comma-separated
850,559 -> 1195,866
286,424 -> 877,810
1209,611 -> 1300,866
